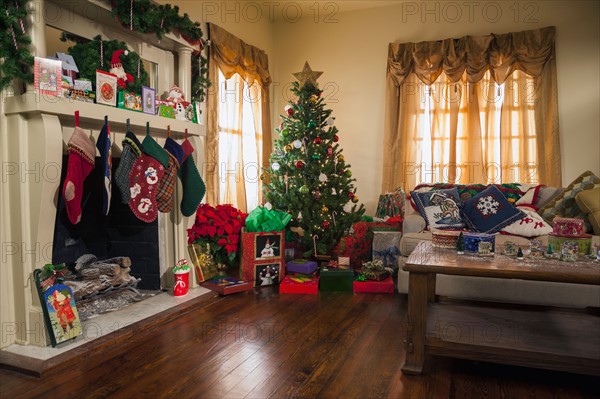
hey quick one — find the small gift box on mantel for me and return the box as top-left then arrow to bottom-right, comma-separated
372,231 -> 402,268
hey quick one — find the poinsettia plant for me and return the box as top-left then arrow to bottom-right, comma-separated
187,204 -> 247,268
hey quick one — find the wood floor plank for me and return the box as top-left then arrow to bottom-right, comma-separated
1,288 -> 599,399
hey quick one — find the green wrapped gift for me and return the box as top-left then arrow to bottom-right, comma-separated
319,267 -> 354,292
245,206 -> 292,233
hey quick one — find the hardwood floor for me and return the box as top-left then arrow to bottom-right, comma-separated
1,288 -> 598,398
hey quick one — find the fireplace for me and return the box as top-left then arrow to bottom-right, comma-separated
52,156 -> 160,290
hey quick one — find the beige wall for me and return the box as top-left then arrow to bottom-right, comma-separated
272,0 -> 600,214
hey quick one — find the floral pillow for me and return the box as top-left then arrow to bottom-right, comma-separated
410,188 -> 464,229
462,185 -> 525,233
501,205 -> 553,237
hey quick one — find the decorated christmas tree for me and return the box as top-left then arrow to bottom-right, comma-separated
263,62 -> 365,256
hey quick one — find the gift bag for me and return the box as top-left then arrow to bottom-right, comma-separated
375,188 -> 405,219
240,230 -> 286,286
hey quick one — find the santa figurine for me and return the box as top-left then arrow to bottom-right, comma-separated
110,49 -> 134,89
166,85 -> 191,120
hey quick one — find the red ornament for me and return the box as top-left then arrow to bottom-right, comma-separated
313,137 -> 322,144
332,135 -> 339,142
295,160 -> 305,169
338,169 -> 344,175
327,147 -> 333,157
287,107 -> 294,116
322,220 -> 330,229
348,191 -> 355,198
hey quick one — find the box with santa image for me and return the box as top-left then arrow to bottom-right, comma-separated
240,230 -> 286,286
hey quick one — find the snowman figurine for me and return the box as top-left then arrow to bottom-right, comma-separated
261,239 -> 275,258
166,85 -> 190,121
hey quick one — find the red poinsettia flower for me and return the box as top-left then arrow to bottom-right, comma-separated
187,203 -> 247,268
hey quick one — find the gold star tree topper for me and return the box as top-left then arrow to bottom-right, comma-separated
292,62 -> 323,88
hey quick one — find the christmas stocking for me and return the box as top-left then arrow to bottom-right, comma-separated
96,120 -> 112,215
62,127 -> 96,224
128,133 -> 170,223
156,137 -> 184,213
178,138 -> 206,217
114,130 -> 143,204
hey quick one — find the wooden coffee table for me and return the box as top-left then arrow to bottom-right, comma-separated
402,241 -> 600,376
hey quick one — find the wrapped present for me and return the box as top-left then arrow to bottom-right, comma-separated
552,217 -> 586,237
365,216 -> 403,232
319,267 -> 354,292
201,276 -> 253,295
287,259 -> 318,274
337,256 -> 350,267
353,276 -> 394,294
245,206 -> 292,233
240,230 -> 285,285
360,259 -> 392,281
332,221 -> 373,269
280,274 -> 319,294
372,231 -> 402,267
375,188 -> 406,219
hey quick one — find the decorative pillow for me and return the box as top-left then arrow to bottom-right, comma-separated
538,171 -> 600,232
515,185 -> 544,209
575,188 -> 600,235
410,188 -> 464,229
462,185 -> 526,233
501,205 -> 553,237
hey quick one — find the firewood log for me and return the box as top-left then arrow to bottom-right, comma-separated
80,268 -> 100,280
89,263 -> 121,276
74,254 -> 97,271
100,256 -> 132,268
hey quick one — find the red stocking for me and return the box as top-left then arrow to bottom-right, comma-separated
62,127 -> 95,224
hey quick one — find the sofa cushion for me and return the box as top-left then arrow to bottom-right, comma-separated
411,187 -> 464,229
538,171 -> 600,232
462,185 -> 525,233
500,205 -> 553,237
575,188 -> 600,235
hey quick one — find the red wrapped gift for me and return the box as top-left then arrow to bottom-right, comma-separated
279,274 -> 319,294
240,230 -> 286,286
353,277 -> 395,294
332,221 -> 373,269
365,216 -> 403,232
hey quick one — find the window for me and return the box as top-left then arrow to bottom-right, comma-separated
216,69 -> 263,211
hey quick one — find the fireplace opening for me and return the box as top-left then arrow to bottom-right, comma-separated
52,155 -> 161,291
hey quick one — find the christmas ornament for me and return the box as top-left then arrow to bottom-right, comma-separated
272,162 -> 281,171
309,94 -> 318,103
337,154 -> 345,162
328,147 -> 333,157
293,140 -> 302,149
332,188 -> 337,195
333,135 -> 339,142
322,221 -> 330,229
338,169 -> 344,175
326,117 -> 335,126
110,49 -> 134,89
313,137 -> 322,144
285,104 -> 294,116
332,211 -> 337,227
260,172 -> 267,181
319,173 -> 328,182
314,190 -> 321,200
298,211 -> 303,220
312,154 -> 320,160
299,185 -> 309,194
321,206 -> 329,213
312,234 -> 319,256
264,202 -> 273,210
348,191 -> 355,198
307,120 -> 317,130
295,160 -> 305,169
352,196 -> 359,203
292,62 -> 323,88
347,170 -> 353,177
284,144 -> 292,153
281,129 -> 289,138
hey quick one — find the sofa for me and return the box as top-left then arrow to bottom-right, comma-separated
397,180 -> 600,309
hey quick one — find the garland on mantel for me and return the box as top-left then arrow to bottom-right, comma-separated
0,0 -> 34,92
109,0 -> 210,102
0,0 -> 210,101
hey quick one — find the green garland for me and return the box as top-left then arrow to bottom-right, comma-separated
0,0 -> 34,92
60,33 -> 148,94
109,0 -> 210,102
0,0 -> 210,101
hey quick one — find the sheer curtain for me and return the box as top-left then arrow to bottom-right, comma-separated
383,27 -> 559,193
206,23 -> 272,211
